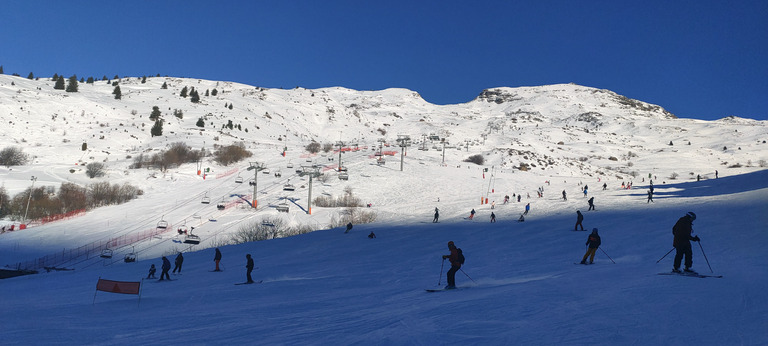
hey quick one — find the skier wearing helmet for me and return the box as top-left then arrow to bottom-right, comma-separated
672,212 -> 700,273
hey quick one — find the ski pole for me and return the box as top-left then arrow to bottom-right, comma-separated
656,248 -> 675,263
459,268 -> 477,283
697,241 -> 714,273
599,248 -> 616,264
438,258 -> 445,286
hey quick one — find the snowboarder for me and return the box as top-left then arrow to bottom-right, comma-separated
213,248 -> 222,271
469,209 -> 476,220
672,212 -> 700,273
580,228 -> 602,264
147,264 -> 157,279
245,254 -> 255,283
159,256 -> 171,281
575,210 -> 584,231
518,214 -> 525,222
647,190 -> 654,203
441,241 -> 461,289
562,190 -> 567,201
433,208 -> 439,223
368,231 -> 377,239
490,212 -> 496,223
587,197 -> 595,211
344,222 -> 353,233
524,203 -> 530,215
172,252 -> 184,273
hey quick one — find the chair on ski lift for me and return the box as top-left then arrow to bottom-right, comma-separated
235,174 -> 244,183
124,253 -> 136,263
201,194 -> 211,204
262,168 -> 270,175
249,179 -> 256,186
156,218 -> 168,229
283,180 -> 296,191
276,199 -> 289,213
217,200 -> 226,210
100,249 -> 113,259
274,170 -> 282,178
183,233 -> 201,245
339,172 -> 349,180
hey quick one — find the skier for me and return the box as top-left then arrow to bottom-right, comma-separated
504,195 -> 509,204
368,231 -> 377,239
147,264 -> 157,279
172,252 -> 184,274
344,222 -> 353,233
587,197 -> 595,211
580,228 -> 602,264
672,212 -> 700,273
647,190 -> 654,203
715,170 -> 718,179
575,210 -> 584,231
159,256 -> 171,281
602,182 -> 607,190
433,208 -> 439,223
213,248 -> 222,271
245,254 -> 255,283
491,201 -> 495,209
583,185 -> 588,197
441,241 -> 461,289
518,214 -> 525,222
517,195 -> 521,202
469,209 -> 476,220
490,212 -> 496,223
562,190 -> 567,201
524,203 -> 530,215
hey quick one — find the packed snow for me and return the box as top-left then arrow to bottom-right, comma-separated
1,74 -> 767,345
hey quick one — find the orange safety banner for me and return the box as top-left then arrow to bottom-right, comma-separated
96,279 -> 141,295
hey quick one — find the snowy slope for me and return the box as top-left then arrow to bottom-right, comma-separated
0,73 -> 767,344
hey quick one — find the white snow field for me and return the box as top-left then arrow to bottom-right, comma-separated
0,74 -> 767,345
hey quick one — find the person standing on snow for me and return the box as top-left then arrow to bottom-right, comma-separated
562,190 -> 567,201
580,228 -> 602,264
159,256 -> 171,281
213,248 -> 222,271
490,212 -> 496,223
469,209 -> 476,220
345,222 -> 353,233
245,254 -> 255,283
147,264 -> 157,279
647,190 -> 654,203
524,203 -> 530,215
575,210 -> 584,231
441,241 -> 462,289
587,197 -> 595,211
172,252 -> 184,274
672,212 -> 700,273
433,208 -> 439,223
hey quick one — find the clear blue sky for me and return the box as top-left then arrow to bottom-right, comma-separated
2,1 -> 766,120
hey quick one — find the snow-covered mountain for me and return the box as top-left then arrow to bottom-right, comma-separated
1,74 -> 767,344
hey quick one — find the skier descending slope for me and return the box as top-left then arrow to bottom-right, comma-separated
580,228 -> 601,264
672,212 -> 700,273
441,241 -> 462,289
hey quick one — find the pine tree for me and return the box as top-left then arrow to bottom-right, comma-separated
54,76 -> 66,90
79,77 -> 84,83
52,73 -> 59,81
196,117 -> 205,127
150,120 -> 163,137
190,89 -> 200,103
66,75 -> 79,92
102,75 -> 108,81
0,65 -> 3,74
86,77 -> 94,84
228,103 -> 233,110
180,86 -> 188,98
150,106 -> 161,121
113,86 -> 122,100
161,82 -> 168,89
27,72 -> 34,80
205,89 -> 210,97
141,76 -> 147,84
211,88 -> 218,96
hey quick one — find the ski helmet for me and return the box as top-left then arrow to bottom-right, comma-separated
686,212 -> 697,220
447,241 -> 454,247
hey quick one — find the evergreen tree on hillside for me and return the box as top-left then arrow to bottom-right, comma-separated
161,81 -> 168,89
86,77 -> 94,84
211,88 -> 218,96
180,86 -> 188,98
229,103 -> 233,110
190,89 -> 200,103
150,120 -> 163,137
79,77 -> 84,83
0,65 -> 3,74
52,73 -> 59,81
54,76 -> 66,90
27,72 -> 34,80
113,75 -> 119,80
141,76 -> 147,84
102,75 -> 108,81
205,89 -> 210,97
196,117 -> 205,127
150,106 -> 161,121
113,85 -> 122,100
66,75 -> 79,92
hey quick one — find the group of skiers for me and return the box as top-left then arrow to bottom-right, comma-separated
146,247 -> 258,284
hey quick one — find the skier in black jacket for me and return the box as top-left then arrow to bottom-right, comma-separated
672,212 -> 700,273
575,211 -> 584,231
214,248 -> 222,271
580,228 -> 602,264
159,256 -> 171,281
245,254 -> 255,283
172,252 -> 184,273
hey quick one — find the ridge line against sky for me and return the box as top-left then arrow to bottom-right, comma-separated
1,0 -> 766,121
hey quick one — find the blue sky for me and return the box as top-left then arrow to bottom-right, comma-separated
2,1 -> 766,120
